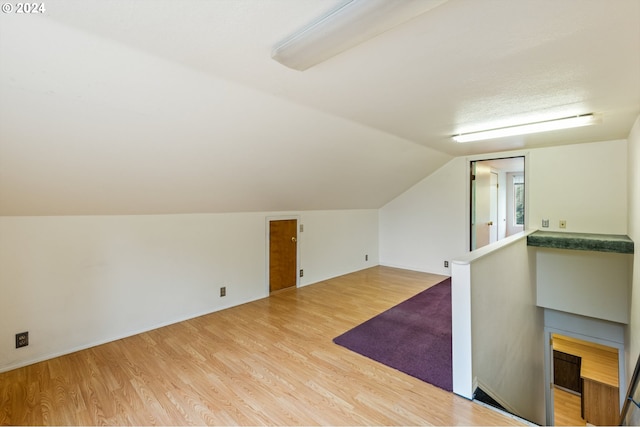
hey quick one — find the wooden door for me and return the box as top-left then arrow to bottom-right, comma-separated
553,350 -> 582,393
269,219 -> 297,292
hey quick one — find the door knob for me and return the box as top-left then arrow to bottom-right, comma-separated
488,221 -> 494,226
291,236 -> 297,243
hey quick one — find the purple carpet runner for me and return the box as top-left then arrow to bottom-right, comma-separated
333,278 -> 452,391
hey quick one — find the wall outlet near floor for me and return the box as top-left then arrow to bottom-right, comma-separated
365,254 -> 368,261
300,269 -> 304,278
444,260 -> 449,268
559,220 -> 567,229
542,219 -> 550,228
220,286 -> 226,297
16,331 -> 28,348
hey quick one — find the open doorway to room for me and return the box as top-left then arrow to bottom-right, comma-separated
470,156 -> 525,251
550,333 -> 620,426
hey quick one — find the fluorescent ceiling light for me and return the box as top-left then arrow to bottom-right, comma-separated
271,0 -> 448,71
452,114 -> 600,143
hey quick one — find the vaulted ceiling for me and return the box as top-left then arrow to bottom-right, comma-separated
1,0 -> 638,215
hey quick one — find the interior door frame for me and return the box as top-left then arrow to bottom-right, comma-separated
506,171 -> 525,236
265,215 -> 301,294
467,152 -> 529,252
543,326 -> 626,425
489,170 -> 499,244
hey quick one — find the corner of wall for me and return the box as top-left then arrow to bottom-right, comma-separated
626,115 -> 640,387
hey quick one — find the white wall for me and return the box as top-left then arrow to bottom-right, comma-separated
536,248 -> 632,324
627,115 -> 640,387
0,209 -> 378,372
379,157 -> 468,275
380,139 -> 629,273
299,210 -> 378,285
528,139 -> 628,234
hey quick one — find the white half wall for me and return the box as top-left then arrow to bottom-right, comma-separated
0,209 -> 378,372
452,232 -> 545,425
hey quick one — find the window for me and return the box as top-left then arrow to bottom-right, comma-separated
513,175 -> 524,226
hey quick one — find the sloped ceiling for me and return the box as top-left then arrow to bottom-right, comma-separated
1,0 -> 638,215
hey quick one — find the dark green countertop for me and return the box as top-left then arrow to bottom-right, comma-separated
527,231 -> 634,254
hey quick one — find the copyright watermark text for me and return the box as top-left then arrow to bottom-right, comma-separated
2,3 -> 46,14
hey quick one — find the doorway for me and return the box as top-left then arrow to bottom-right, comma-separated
269,219 -> 298,293
470,156 -> 525,251
550,333 -> 620,426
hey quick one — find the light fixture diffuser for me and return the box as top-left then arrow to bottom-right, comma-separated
271,0 -> 448,71
452,114 -> 600,143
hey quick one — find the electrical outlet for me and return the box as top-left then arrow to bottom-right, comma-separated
300,269 -> 304,277
559,220 -> 567,229
16,331 -> 28,348
220,286 -> 226,297
444,261 -> 449,268
300,224 -> 304,232
542,219 -> 550,228
365,254 -> 368,261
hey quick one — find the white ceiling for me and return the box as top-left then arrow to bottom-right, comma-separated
1,0 -> 638,215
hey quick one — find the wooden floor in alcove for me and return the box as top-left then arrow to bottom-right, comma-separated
554,386 -> 586,426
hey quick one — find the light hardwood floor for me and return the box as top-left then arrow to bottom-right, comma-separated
554,387 -> 586,426
0,266 -> 522,425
